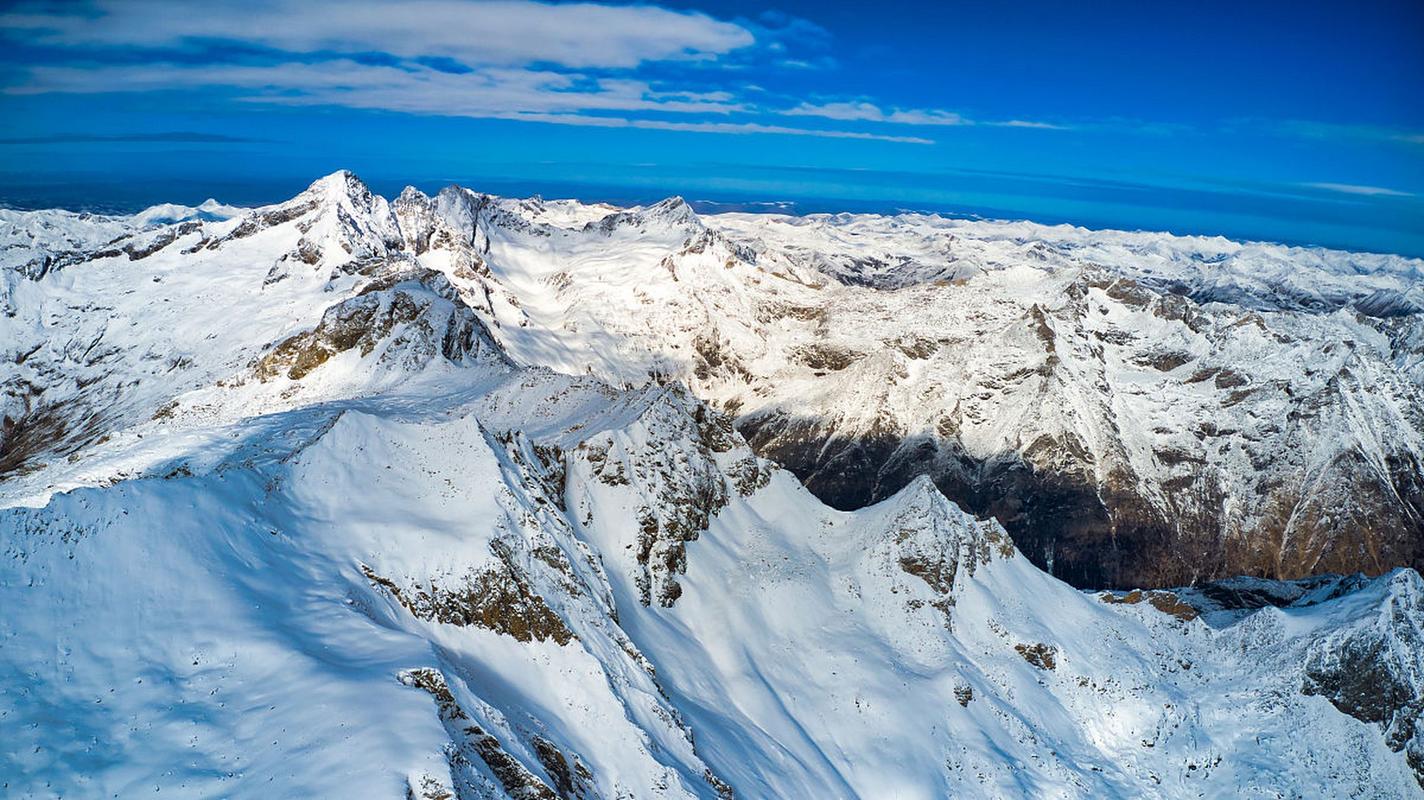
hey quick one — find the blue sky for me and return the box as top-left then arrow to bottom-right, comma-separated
1,0 -> 1421,255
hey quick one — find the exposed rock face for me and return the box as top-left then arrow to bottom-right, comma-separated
1099,587 -> 1200,621
1015,642 -> 1058,670
740,411 -> 1424,589
400,667 -> 562,800
1175,572 -> 1371,613
364,558 -> 575,645
868,475 -> 1015,629
725,268 -> 1424,589
571,384 -> 772,607
1299,571 -> 1424,787
255,268 -> 508,381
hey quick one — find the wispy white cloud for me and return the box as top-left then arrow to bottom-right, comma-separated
1303,182 -> 1414,197
8,60 -> 931,143
12,61 -> 747,116
994,119 -> 1070,130
1,0 -> 755,69
6,0 -> 1413,159
0,0 -> 1072,146
1,0 -> 946,143
783,102 -> 969,126
782,101 -> 1067,130
491,112 -> 934,143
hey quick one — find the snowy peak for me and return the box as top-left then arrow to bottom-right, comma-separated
392,185 -> 438,253
431,184 -> 496,248
130,198 -> 242,227
207,169 -> 405,271
567,382 -> 771,606
584,195 -> 704,239
394,184 -> 431,210
854,474 -> 1021,628
644,195 -> 699,226
302,168 -> 376,208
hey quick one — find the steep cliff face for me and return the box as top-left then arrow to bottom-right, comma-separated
726,267 -> 1424,588
2,172 -> 1422,797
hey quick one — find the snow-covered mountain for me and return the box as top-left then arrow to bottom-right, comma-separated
2,172 -> 1422,798
431,188 -> 1424,590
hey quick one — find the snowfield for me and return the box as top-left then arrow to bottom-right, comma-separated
1,172 -> 1422,798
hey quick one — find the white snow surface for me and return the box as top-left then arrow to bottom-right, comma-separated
1,172 -> 1422,798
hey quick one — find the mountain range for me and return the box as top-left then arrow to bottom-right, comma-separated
2,171 -> 1421,798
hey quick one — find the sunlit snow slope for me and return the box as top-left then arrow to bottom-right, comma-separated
2,172 -> 1422,798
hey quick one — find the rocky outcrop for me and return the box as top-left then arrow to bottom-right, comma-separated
859,475 -> 1017,628
574,385 -> 771,607
255,268 -> 508,381
400,668 -> 562,800
1299,570 -> 1424,787
364,557 -> 574,645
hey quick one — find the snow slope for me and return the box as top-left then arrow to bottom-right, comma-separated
2,172 -> 1422,797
